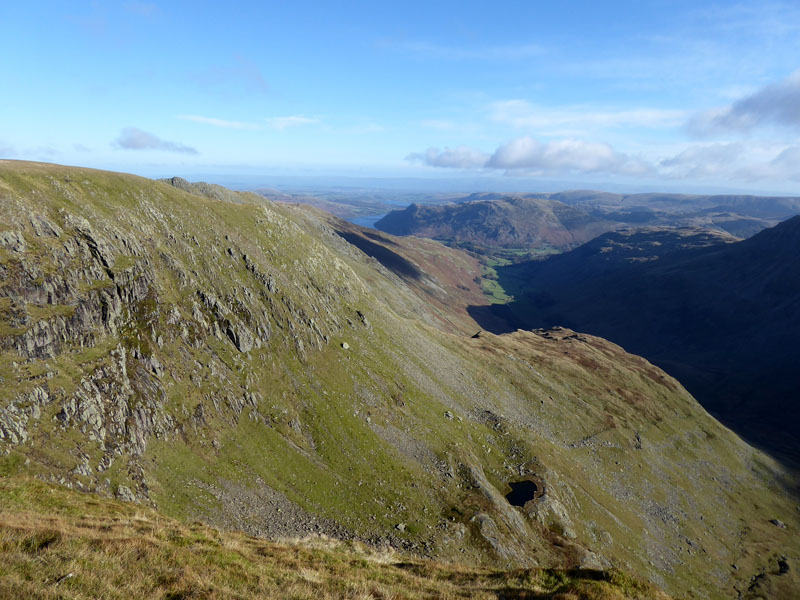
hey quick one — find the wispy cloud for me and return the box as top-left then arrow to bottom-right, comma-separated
419,119 -> 459,131
659,141 -> 800,181
191,56 -> 269,95
490,100 -> 686,132
30,146 -> 58,158
178,114 -> 260,130
410,135 -> 800,182
687,69 -> 800,136
123,2 -> 159,17
660,142 -> 747,178
114,127 -> 198,154
386,40 -> 544,61
550,3 -> 800,95
771,145 -> 800,175
406,147 -> 490,169
0,141 -> 16,158
265,116 -> 320,130
689,2 -> 800,39
420,137 -> 796,179
326,122 -> 384,135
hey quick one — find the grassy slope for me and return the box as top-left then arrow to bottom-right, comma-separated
308,212 -> 496,333
0,161 -> 797,599
0,477 -> 670,600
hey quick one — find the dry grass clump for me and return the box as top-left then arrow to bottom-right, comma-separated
0,477 -> 669,600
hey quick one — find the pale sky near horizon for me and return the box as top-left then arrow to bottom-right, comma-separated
2,1 -> 800,193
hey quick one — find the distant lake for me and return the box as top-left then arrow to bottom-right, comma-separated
347,214 -> 387,229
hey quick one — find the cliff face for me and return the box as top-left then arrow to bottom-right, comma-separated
0,161 -> 798,599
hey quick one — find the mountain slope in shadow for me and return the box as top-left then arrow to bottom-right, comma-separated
475,219 -> 800,467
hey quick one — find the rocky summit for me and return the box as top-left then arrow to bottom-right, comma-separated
0,161 -> 798,599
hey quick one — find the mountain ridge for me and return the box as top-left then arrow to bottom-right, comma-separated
375,191 -> 800,255
0,161 -> 798,598
375,196 -> 614,254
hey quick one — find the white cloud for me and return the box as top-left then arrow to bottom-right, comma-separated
659,142 -> 746,178
191,56 -> 269,96
659,141 -> 800,181
688,69 -> 800,136
771,145 -> 800,175
408,135 -> 800,183
114,127 -> 198,154
419,119 -> 459,131
406,146 -> 490,169
488,137 -> 651,175
407,137 -> 650,176
179,114 -> 260,130
265,116 -> 320,130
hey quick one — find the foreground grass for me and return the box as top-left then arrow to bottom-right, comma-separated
0,477 -> 668,600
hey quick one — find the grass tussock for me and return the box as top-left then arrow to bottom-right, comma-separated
0,477 -> 669,600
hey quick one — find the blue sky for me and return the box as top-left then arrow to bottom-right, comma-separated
1,1 -> 799,192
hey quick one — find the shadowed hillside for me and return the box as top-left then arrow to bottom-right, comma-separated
478,220 -> 800,467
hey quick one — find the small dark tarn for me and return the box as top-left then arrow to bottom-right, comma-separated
505,480 -> 538,507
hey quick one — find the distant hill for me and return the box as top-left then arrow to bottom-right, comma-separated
375,196 -> 614,253
375,191 -> 800,260
543,190 -> 800,238
494,226 -> 739,290
482,218 -> 800,465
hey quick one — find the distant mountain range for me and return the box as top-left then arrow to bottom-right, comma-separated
375,191 -> 800,255
544,190 -> 800,238
476,218 -> 800,466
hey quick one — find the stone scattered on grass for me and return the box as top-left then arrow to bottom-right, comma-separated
770,519 -> 787,529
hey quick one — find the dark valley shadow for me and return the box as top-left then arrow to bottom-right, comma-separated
468,218 -> 800,480
466,303 -> 520,334
336,229 -> 422,280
